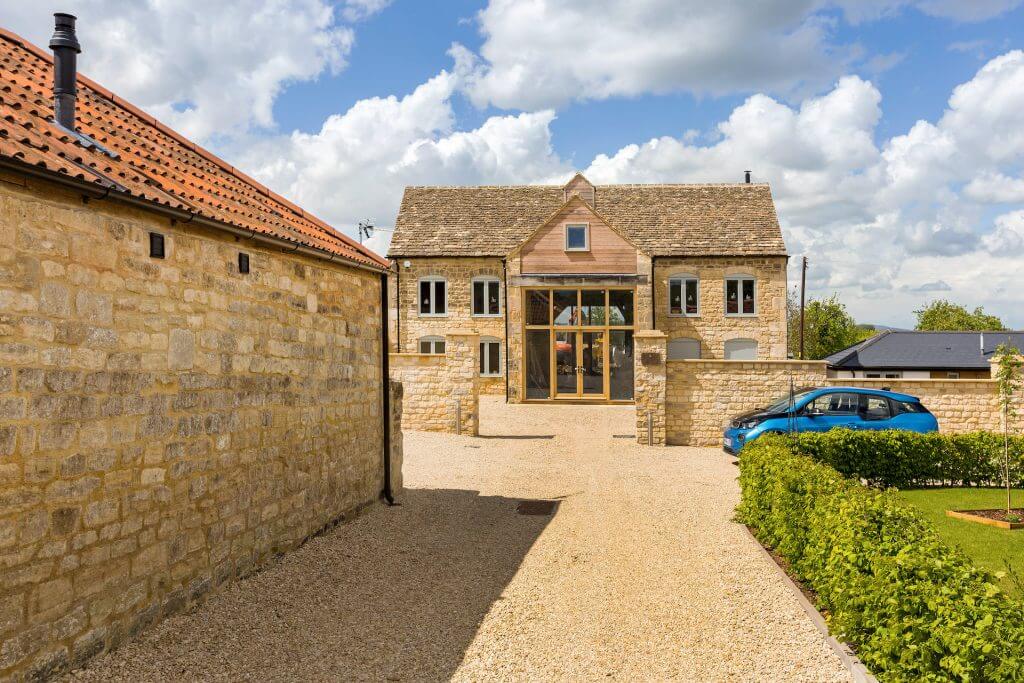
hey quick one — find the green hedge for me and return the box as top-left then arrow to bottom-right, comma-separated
783,430 -> 1024,489
738,437 -> 1024,682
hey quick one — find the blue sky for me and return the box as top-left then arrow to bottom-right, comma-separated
4,0 -> 1024,327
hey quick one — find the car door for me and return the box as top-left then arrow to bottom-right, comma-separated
797,392 -> 863,433
858,393 -> 892,431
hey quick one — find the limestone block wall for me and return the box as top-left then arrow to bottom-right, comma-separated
634,331 -> 667,445
389,332 -> 480,435
0,179 -> 392,680
824,378 -> 1023,433
654,257 -> 788,360
392,257 -> 505,395
666,360 -> 828,446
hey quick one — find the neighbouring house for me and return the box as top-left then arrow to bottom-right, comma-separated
0,15 -> 398,680
389,173 -> 790,404
826,330 -> 1024,379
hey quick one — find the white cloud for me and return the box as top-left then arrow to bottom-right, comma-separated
965,172 -> 1024,203
1,0 -> 357,140
340,0 -> 393,22
982,210 -> 1024,254
234,71 -> 567,256
455,0 -> 1023,111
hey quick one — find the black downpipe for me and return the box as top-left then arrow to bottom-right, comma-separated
379,272 -> 395,505
49,13 -> 81,131
650,256 -> 657,330
502,259 -> 510,402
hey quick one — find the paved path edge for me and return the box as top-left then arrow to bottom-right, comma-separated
741,525 -> 878,683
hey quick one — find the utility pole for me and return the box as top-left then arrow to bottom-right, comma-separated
799,256 -> 808,360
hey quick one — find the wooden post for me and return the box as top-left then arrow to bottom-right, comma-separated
799,256 -> 807,360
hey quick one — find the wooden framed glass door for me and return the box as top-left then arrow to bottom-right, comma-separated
523,287 -> 634,401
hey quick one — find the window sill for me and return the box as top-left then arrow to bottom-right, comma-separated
480,373 -> 502,378
564,248 -> 590,253
418,313 -> 449,318
471,313 -> 503,318
725,313 -> 758,318
667,313 -> 701,318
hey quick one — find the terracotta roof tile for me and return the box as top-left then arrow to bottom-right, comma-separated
389,183 -> 787,258
0,27 -> 387,270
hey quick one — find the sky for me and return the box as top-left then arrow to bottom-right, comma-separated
3,0 -> 1024,328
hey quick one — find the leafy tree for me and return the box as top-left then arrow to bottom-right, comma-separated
914,300 -> 1006,331
787,292 -> 869,360
994,343 -> 1022,518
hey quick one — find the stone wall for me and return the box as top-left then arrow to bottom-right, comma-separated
653,256 -> 788,360
392,257 -> 505,395
666,359 -> 827,446
634,331 -> 667,445
389,332 -> 480,435
0,178 -> 393,680
823,378 -> 1024,433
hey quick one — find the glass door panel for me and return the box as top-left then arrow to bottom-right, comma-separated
525,330 -> 551,399
581,332 -> 605,396
609,330 -> 634,400
554,331 -> 578,395
608,290 -> 633,325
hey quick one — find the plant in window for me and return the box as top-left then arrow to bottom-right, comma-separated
994,343 -> 1022,518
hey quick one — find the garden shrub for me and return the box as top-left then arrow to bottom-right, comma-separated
738,437 -> 1024,681
785,429 -> 1023,489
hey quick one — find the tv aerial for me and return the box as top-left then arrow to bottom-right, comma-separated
358,220 -> 374,243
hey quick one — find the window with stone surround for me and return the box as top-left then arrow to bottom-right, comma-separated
418,277 -> 447,316
472,277 -> 501,316
418,336 -> 445,354
479,336 -> 501,376
725,275 -> 756,316
668,274 -> 699,316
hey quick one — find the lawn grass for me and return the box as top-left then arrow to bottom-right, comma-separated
896,488 -> 1024,598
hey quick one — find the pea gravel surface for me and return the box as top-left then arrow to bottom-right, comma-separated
65,397 -> 851,682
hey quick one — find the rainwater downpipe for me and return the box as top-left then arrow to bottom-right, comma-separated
503,258 -> 510,402
379,272 -> 395,505
650,256 -> 657,330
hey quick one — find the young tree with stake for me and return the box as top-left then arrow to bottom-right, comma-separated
994,343 -> 1022,517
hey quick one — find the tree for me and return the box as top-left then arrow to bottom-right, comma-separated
787,292 -> 870,360
914,300 -> 1006,331
993,343 -> 1022,518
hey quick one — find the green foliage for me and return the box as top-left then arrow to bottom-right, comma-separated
738,438 -> 1024,681
914,299 -> 1006,331
787,292 -> 868,360
784,429 -> 1024,489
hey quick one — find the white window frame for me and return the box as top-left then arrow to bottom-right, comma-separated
564,223 -> 590,252
417,276 -> 447,317
724,274 -> 757,317
479,336 -> 502,377
946,371 -> 960,379
471,277 -> 502,317
418,336 -> 445,355
724,338 -> 758,360
667,273 -> 700,317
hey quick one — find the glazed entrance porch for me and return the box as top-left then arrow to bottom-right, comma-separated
522,287 -> 635,402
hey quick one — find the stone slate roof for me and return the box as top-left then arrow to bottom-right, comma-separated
389,183 -> 787,258
825,331 -> 1024,370
0,27 -> 387,270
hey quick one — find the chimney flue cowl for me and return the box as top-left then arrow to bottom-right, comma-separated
744,170 -> 752,184
49,12 -> 81,130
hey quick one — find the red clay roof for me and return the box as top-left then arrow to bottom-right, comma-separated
0,26 -> 387,270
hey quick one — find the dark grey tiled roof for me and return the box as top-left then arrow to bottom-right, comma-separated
825,331 -> 1024,370
389,183 -> 786,257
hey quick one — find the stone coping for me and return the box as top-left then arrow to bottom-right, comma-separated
826,378 -> 996,384
634,330 -> 667,339
668,358 -> 827,366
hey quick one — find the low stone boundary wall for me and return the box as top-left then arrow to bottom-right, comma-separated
666,359 -> 827,446
389,332 -> 480,435
636,333 -> 1022,446
823,378 -> 1019,433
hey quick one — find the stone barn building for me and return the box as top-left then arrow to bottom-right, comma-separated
0,16 -> 398,680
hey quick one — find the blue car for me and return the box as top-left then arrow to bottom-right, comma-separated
722,386 -> 938,455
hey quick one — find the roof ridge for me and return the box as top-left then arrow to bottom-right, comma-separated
403,182 -> 772,190
0,26 -> 387,269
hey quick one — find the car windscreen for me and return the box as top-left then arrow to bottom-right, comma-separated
763,389 -> 817,413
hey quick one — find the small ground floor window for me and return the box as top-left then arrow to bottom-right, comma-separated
480,338 -> 501,376
419,336 -> 445,354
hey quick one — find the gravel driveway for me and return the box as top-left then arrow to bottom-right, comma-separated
65,397 -> 850,682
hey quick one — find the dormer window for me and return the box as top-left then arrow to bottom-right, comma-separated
565,224 -> 589,252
